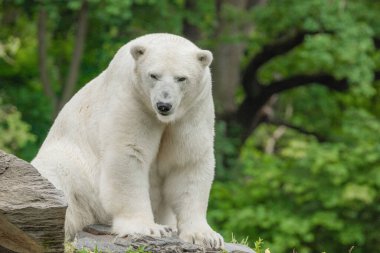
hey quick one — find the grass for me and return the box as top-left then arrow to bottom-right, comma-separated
230,233 -> 250,247
230,233 -> 270,253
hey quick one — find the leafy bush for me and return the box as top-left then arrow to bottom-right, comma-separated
209,107 -> 380,253
0,99 -> 36,154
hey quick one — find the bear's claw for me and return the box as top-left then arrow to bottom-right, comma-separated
180,229 -> 224,249
113,217 -> 174,238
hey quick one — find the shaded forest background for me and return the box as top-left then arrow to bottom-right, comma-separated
1,0 -> 379,252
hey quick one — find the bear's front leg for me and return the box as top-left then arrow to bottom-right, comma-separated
100,146 -> 173,238
163,151 -> 224,249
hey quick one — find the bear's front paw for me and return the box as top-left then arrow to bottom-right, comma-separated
113,217 -> 175,238
179,224 -> 224,249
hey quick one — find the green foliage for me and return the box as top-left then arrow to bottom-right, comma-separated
209,1 -> 380,253
253,0 -> 377,91
0,98 -> 36,154
214,121 -> 241,180
253,238 -> 264,253
209,107 -> 380,252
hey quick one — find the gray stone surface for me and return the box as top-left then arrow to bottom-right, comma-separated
0,150 -> 67,253
74,224 -> 255,253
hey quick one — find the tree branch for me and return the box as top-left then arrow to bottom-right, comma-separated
59,0 -> 89,110
37,8 -> 57,110
266,119 -> 327,142
261,73 -> 349,97
235,73 -> 348,143
374,37 -> 380,49
264,124 -> 287,154
372,38 -> 380,81
375,71 -> 380,80
242,30 -> 329,96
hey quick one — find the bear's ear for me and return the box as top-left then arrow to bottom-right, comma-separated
196,50 -> 213,67
130,45 -> 146,61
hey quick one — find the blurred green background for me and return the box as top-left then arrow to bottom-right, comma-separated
1,0 -> 379,252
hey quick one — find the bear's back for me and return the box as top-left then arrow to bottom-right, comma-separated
129,33 -> 197,49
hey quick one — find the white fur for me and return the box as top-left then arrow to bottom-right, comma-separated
32,33 -> 224,249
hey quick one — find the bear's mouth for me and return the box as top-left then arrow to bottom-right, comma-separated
156,110 -> 176,123
158,111 -> 172,116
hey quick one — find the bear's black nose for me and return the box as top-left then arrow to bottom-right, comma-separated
156,102 -> 172,114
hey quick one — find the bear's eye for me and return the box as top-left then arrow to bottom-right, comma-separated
176,77 -> 187,82
150,74 -> 159,80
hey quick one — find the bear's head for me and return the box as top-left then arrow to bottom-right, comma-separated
130,41 -> 213,123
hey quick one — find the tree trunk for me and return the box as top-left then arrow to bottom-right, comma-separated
212,0 -> 249,115
37,0 -> 89,116
59,0 -> 89,110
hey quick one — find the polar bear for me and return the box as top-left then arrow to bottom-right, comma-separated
31,33 -> 223,248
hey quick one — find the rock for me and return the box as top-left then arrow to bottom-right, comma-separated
0,150 -> 67,253
74,224 -> 255,253
224,243 -> 256,253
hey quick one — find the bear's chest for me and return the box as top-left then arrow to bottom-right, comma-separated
154,120 -> 211,178
155,125 -> 193,176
